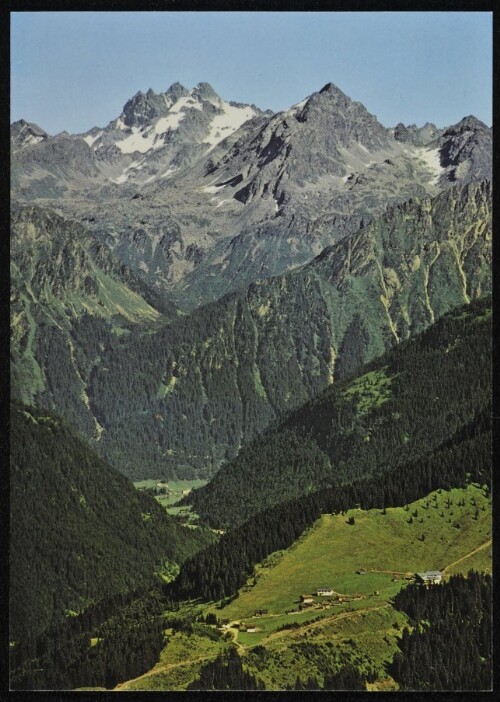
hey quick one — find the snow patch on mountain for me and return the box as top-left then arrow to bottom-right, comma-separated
142,166 -> 178,184
178,95 -> 204,112
154,113 -> 186,133
292,98 -> 308,111
116,127 -> 160,154
25,135 -> 45,146
203,183 -> 227,194
160,166 -> 177,178
110,158 -> 145,183
414,146 -> 443,184
154,95 -> 203,133
83,131 -> 103,148
204,103 -> 257,149
283,97 -> 308,118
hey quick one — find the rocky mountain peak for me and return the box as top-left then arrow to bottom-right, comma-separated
294,81 -> 390,150
307,81 -> 356,111
437,115 -> 491,180
393,122 -> 413,142
192,81 -> 220,103
439,116 -> 489,144
393,121 -> 442,146
318,81 -> 345,96
451,115 -> 489,133
120,89 -> 170,127
119,82 -> 222,128
164,81 -> 190,101
11,119 -> 49,150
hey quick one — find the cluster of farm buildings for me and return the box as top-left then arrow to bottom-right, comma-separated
296,571 -> 443,608
216,571 -> 443,635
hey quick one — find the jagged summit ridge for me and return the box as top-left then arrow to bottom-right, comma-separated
11,80 -> 491,311
119,82 -> 224,128
107,81 -> 259,144
69,82 -> 267,183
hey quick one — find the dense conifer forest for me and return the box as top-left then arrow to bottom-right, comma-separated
12,183 -> 491,481
171,300 -> 491,602
9,588 -> 166,690
187,648 -> 265,690
9,297 -> 492,691
9,402 -> 213,687
187,297 -> 492,528
389,572 -> 492,690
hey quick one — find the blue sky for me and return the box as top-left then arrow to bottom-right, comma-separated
11,11 -> 492,134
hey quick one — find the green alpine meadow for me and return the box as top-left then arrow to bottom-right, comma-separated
10,12 -> 492,692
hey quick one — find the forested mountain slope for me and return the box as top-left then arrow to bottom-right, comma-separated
10,204 -> 178,434
10,402 -> 212,644
187,297 -> 491,529
11,181 -> 491,480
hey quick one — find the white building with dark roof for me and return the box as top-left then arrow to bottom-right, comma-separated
317,588 -> 334,596
415,570 -> 442,585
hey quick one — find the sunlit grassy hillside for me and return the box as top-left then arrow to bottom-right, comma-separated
118,483 -> 491,690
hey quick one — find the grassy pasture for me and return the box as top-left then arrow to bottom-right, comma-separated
134,479 -> 208,526
118,484 -> 491,690
243,606 -> 408,690
134,479 -> 207,512
218,484 -> 491,623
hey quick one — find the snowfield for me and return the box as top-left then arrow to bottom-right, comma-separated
204,103 -> 257,149
415,147 -> 443,184
83,131 -> 102,148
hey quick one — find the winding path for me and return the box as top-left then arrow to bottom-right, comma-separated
113,653 -> 219,691
114,539 -> 492,690
441,539 -> 492,575
226,622 -> 246,654
262,604 -> 391,646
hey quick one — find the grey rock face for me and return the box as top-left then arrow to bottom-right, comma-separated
121,88 -> 180,127
435,116 -> 492,185
298,81 -> 391,150
11,82 -> 267,198
11,81 -> 492,312
11,119 -> 49,151
191,81 -> 220,103
393,121 -> 442,146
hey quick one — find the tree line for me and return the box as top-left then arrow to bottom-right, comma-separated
187,297 -> 491,528
170,418 -> 490,602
